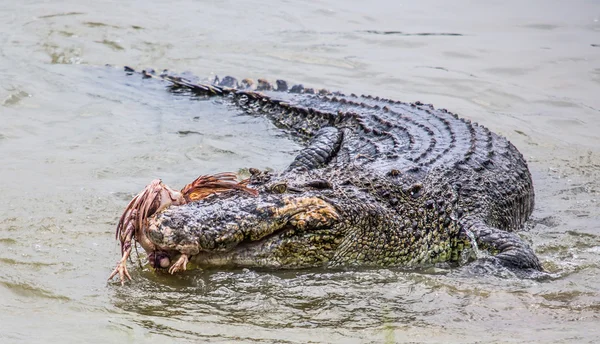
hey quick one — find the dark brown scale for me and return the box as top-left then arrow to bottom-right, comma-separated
276,80 -> 288,92
257,79 -> 272,91
290,84 -> 304,93
240,78 -> 254,89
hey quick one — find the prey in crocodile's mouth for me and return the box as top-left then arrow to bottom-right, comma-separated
108,173 -> 256,285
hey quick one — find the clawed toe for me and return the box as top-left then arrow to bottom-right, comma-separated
108,261 -> 132,285
168,254 -> 189,274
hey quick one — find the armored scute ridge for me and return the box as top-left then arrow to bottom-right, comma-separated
114,66 -> 541,280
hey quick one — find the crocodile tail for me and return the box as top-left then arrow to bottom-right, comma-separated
125,66 -> 228,96
162,74 -> 226,96
181,172 -> 258,202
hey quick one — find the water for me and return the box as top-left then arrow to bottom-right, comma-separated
1,0 -> 599,343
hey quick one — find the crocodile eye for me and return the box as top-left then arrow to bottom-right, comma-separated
271,182 -> 287,194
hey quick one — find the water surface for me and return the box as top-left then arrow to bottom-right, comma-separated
1,1 -> 599,343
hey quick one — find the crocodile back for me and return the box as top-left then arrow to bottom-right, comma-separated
246,90 -> 517,171
148,70 -> 534,231
239,89 -> 535,231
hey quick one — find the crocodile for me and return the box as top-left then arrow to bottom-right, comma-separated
118,67 -> 541,275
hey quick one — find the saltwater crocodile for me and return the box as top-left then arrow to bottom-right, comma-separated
110,67 -> 541,282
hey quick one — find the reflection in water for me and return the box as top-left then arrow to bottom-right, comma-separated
110,265 -> 599,342
113,268 -> 439,340
1,0 -> 600,343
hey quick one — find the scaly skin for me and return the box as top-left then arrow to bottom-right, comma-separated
123,67 -> 541,272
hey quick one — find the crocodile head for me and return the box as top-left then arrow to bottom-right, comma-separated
146,169 -> 345,269
145,166 -> 466,271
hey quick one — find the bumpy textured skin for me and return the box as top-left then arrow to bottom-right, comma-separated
129,67 -> 541,271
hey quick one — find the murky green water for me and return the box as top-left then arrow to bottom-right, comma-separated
1,1 -> 599,343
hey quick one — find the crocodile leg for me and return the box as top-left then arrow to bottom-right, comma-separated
463,219 -> 542,270
286,127 -> 343,172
